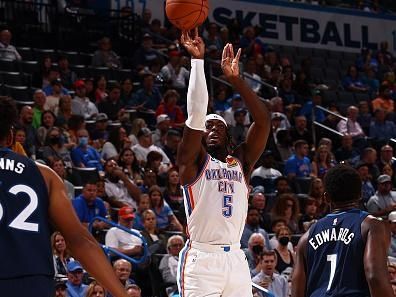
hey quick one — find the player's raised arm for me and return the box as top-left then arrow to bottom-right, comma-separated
291,232 -> 308,297
40,164 -> 129,297
177,28 -> 208,184
362,216 -> 394,297
221,44 -> 270,173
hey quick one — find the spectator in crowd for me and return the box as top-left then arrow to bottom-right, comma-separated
139,168 -> 158,193
56,95 -> 73,127
342,65 -> 369,93
0,29 -> 21,60
369,108 -> 396,145
299,89 -> 326,123
308,177 -> 329,217
94,76 -> 108,103
230,108 -> 248,145
66,261 -> 88,297
243,58 -> 262,94
336,105 -> 365,139
270,97 -> 290,130
98,82 -> 125,121
32,89 -> 47,129
382,163 -> 396,188
159,235 -> 185,296
367,174 -> 396,218
18,105 -> 37,157
159,50 -> 190,92
104,159 -> 141,209
58,55 -> 77,89
51,231 -> 74,277
133,194 -> 151,230
359,147 -> 381,183
284,140 -> 312,179
274,176 -> 292,196
41,126 -> 72,166
213,86 -> 230,114
92,37 -> 122,69
273,226 -> 294,275
43,68 -> 69,96
362,65 -> 380,96
252,251 -> 289,297
71,80 -> 99,119
72,180 -> 108,230
389,211 -> 396,258
90,113 -> 110,149
101,126 -> 130,161
11,126 -> 27,156
289,115 -> 313,147
250,189 -> 272,231
132,73 -> 163,111
44,79 -> 63,114
50,157 -> 75,199
334,134 -> 360,165
356,162 -> 376,205
152,114 -> 170,147
155,89 -> 185,128
163,167 -> 184,211
85,281 -> 106,297
241,207 -> 271,250
162,129 -> 181,165
245,233 -> 267,277
298,198 -> 319,232
271,193 -> 300,234
126,284 -> 142,297
105,206 -> 143,257
140,209 -> 167,254
66,115 -> 85,150
120,78 -> 136,106
71,128 -> 103,170
132,128 -> 170,165
132,33 -> 163,71
311,144 -> 335,179
36,110 -> 57,147
119,147 -> 142,182
251,150 -> 282,181
372,82 -> 394,116
149,185 -> 183,232
223,93 -> 250,127
129,118 -> 147,146
55,280 -> 67,297
357,100 -> 373,135
377,145 -> 396,173
113,259 -> 136,289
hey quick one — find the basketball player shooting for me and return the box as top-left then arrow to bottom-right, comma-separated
176,28 -> 270,297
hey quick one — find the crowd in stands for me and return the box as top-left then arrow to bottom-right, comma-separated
3,3 -> 396,297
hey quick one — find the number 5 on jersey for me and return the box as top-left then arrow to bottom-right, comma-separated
222,195 -> 233,218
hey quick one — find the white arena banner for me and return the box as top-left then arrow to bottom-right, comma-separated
121,0 -> 396,53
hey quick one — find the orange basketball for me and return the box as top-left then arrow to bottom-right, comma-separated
166,0 -> 209,31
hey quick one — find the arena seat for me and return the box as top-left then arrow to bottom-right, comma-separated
4,85 -> 32,105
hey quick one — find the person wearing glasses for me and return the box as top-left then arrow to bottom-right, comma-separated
159,235 -> 185,296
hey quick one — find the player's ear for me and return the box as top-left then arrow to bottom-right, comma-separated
323,191 -> 330,203
5,127 -> 14,147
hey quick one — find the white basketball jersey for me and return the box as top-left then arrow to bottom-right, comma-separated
182,154 -> 249,245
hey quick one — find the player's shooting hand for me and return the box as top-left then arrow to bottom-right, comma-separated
181,28 -> 205,59
221,43 -> 241,80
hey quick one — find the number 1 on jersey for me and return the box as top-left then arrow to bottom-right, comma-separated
327,254 -> 337,291
222,195 -> 233,218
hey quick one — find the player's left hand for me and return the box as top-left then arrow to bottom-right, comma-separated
221,43 -> 241,79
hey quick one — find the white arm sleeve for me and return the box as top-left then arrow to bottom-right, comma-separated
185,59 -> 208,131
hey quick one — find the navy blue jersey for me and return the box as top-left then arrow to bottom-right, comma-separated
306,209 -> 370,297
0,149 -> 53,279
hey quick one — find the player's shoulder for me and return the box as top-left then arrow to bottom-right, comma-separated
361,214 -> 390,241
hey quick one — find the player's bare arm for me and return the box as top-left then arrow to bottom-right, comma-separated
177,28 -> 208,185
39,164 -> 129,297
221,43 -> 271,177
291,231 -> 308,297
362,216 -> 394,297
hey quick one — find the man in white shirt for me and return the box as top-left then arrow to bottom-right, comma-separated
159,50 -> 190,90
243,58 -> 262,94
223,93 -> 250,127
71,80 -> 98,119
336,105 -> 365,138
252,250 -> 288,297
0,29 -> 21,60
132,127 -> 170,164
105,206 -> 143,257
251,150 -> 282,180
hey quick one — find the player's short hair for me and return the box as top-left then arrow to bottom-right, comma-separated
324,164 -> 361,203
0,96 -> 17,141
